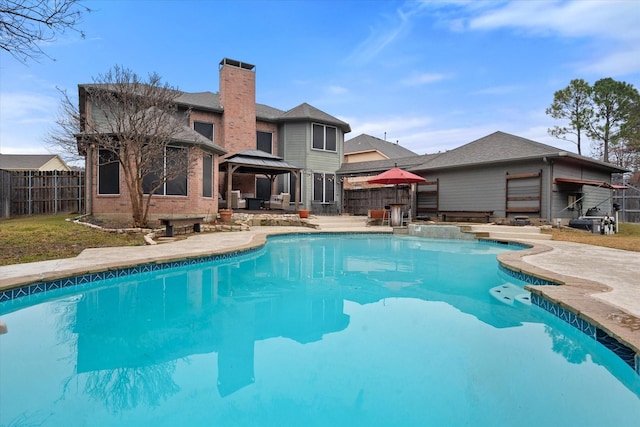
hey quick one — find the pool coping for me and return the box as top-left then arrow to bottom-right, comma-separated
497,243 -> 640,372
1,228 -> 639,373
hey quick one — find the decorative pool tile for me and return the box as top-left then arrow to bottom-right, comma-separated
498,264 -> 561,286
0,242 -> 267,307
531,290 -> 637,373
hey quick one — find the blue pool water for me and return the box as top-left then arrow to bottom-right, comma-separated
0,234 -> 639,426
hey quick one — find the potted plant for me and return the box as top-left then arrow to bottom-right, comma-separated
297,209 -> 310,219
219,208 -> 233,223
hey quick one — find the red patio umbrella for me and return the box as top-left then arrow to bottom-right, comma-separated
367,166 -> 426,202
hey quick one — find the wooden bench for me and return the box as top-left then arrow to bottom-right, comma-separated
440,211 -> 493,223
159,216 -> 205,237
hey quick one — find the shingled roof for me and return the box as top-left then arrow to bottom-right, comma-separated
337,131 -> 627,176
412,131 -> 627,173
337,153 -> 441,175
0,154 -> 70,171
279,103 -> 351,133
345,134 -> 417,159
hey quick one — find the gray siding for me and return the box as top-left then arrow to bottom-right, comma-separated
551,161 -> 615,219
280,121 -> 346,211
432,160 -> 548,218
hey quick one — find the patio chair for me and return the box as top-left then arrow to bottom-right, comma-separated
230,190 -> 246,209
382,205 -> 391,226
218,193 -> 227,209
266,192 -> 290,210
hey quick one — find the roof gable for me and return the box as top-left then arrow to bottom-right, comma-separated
345,134 -> 417,158
280,103 -> 351,133
0,154 -> 70,171
414,131 -> 625,173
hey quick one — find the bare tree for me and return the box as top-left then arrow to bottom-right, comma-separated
0,0 -> 90,63
50,65 -> 194,227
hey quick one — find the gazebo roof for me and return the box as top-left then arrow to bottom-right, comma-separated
220,150 -> 302,175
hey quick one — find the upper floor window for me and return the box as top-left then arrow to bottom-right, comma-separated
194,121 -> 214,141
312,123 -> 337,152
257,131 -> 273,154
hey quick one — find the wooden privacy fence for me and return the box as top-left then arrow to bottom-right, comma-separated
0,170 -> 85,218
343,186 -> 411,216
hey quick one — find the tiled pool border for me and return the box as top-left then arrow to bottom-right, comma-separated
1,233 -> 638,375
500,263 -> 640,374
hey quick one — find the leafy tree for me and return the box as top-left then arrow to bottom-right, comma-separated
588,77 -> 639,164
546,79 -> 592,155
0,0 -> 90,63
50,65 -> 195,227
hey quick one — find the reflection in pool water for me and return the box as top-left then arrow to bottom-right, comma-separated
0,234 -> 639,426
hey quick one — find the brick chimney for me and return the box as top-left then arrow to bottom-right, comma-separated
219,58 -> 256,153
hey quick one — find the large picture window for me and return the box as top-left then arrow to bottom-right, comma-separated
194,121 -> 214,141
98,149 -> 119,195
313,173 -> 335,203
142,146 -> 188,196
257,131 -> 273,154
312,123 -> 337,152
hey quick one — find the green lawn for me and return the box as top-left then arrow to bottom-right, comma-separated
0,215 -> 145,266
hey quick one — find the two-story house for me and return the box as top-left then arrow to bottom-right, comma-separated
79,58 -> 350,224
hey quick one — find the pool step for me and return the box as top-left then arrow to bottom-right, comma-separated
309,215 -> 373,230
489,283 -> 532,306
461,225 -> 552,241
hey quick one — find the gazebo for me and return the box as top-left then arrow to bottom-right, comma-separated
219,150 -> 302,209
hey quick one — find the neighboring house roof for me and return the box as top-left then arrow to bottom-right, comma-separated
412,131 -> 627,173
337,153 -> 441,175
279,103 -> 351,133
337,131 -> 627,176
0,154 -> 71,171
345,134 -> 417,159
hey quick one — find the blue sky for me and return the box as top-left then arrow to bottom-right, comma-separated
1,0 -> 639,159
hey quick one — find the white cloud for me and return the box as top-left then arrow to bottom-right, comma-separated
327,85 -> 349,95
438,0 -> 640,75
0,92 -> 59,154
345,2 -> 427,64
401,72 -> 448,86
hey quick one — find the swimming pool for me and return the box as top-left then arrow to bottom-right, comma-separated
1,234 -> 639,426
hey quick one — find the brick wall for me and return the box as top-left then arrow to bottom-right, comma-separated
89,146 -> 221,225
219,62 -> 256,153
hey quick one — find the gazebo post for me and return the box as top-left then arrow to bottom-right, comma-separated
294,170 -> 300,210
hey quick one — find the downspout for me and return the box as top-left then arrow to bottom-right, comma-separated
87,145 -> 93,215
543,157 -> 554,223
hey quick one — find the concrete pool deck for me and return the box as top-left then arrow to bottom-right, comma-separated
1,216 -> 639,354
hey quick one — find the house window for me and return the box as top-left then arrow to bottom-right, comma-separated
202,153 -> 213,198
194,121 -> 214,141
312,123 -> 337,152
257,131 -> 273,154
313,173 -> 335,203
98,149 -> 119,195
142,146 -> 188,196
